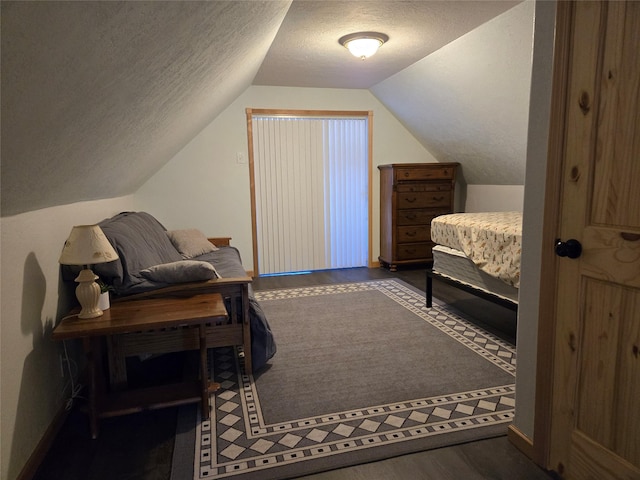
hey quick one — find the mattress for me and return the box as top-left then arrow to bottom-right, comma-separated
430,211 -> 522,288
432,245 -> 519,303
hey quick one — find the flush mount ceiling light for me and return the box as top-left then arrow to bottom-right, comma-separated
339,32 -> 389,60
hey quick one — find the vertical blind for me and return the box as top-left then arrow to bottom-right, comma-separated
252,115 -> 368,274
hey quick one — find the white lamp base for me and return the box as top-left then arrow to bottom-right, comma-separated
74,268 -> 103,319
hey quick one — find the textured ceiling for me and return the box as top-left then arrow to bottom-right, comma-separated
1,0 -> 522,217
1,1 -> 291,216
255,1 -> 518,89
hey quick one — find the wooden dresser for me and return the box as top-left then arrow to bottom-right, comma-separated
378,163 -> 458,271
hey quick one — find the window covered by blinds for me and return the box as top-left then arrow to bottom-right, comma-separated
251,114 -> 369,275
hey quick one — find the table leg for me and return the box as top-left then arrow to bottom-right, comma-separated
199,323 -> 222,420
241,285 -> 253,375
84,337 -> 100,439
106,334 -> 128,391
199,324 -> 210,420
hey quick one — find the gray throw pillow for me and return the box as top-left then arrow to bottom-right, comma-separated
140,260 -> 219,284
167,229 -> 218,259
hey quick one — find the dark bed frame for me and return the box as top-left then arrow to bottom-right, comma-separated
426,268 -> 519,312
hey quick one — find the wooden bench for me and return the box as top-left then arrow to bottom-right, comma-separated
107,237 -> 253,390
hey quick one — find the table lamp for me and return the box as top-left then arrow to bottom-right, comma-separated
59,225 -> 119,318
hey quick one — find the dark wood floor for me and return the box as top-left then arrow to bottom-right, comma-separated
33,267 -> 551,480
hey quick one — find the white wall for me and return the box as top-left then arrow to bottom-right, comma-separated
516,0 -> 556,439
0,196 -> 134,480
465,185 -> 524,212
371,1 -> 534,186
134,85 -> 437,270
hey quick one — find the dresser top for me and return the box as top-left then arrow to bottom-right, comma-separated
377,162 -> 460,170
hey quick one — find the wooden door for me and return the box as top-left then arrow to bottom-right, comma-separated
548,1 -> 640,478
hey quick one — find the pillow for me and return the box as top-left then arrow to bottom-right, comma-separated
140,260 -> 219,284
167,229 -> 218,259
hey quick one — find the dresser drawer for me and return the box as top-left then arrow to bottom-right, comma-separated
397,209 -> 449,226
398,192 -> 450,209
395,166 -> 456,182
396,184 -> 451,193
396,242 -> 433,260
397,226 -> 431,243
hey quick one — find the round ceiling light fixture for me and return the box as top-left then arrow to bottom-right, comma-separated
339,32 -> 389,60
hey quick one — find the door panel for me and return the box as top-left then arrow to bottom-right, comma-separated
571,431 -> 640,480
549,1 -> 640,478
576,281 -> 640,464
590,1 -> 640,228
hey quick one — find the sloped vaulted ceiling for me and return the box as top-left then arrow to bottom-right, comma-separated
371,1 -> 533,185
1,1 -> 292,216
1,1 -> 526,217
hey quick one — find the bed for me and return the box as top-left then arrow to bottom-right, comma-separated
426,211 -> 522,311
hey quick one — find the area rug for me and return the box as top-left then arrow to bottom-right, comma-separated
171,279 -> 516,480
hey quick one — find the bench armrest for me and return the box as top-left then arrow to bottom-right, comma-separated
111,276 -> 252,302
208,237 -> 231,247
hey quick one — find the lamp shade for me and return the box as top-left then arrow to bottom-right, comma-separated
58,225 -> 119,266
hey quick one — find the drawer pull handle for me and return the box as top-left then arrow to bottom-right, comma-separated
406,231 -> 417,237
621,232 -> 640,242
406,214 -> 416,220
406,197 -> 417,203
403,171 -> 410,177
432,196 -> 444,202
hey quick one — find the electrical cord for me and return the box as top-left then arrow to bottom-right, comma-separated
62,340 -> 84,410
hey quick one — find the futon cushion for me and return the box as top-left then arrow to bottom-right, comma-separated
140,260 -> 219,284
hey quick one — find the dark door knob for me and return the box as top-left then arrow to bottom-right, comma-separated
555,239 -> 582,259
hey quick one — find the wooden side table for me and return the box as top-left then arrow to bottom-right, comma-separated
52,293 -> 227,438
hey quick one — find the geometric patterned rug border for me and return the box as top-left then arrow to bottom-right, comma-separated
174,279 -> 517,480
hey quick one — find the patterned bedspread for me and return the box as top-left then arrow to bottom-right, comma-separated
430,211 -> 522,288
